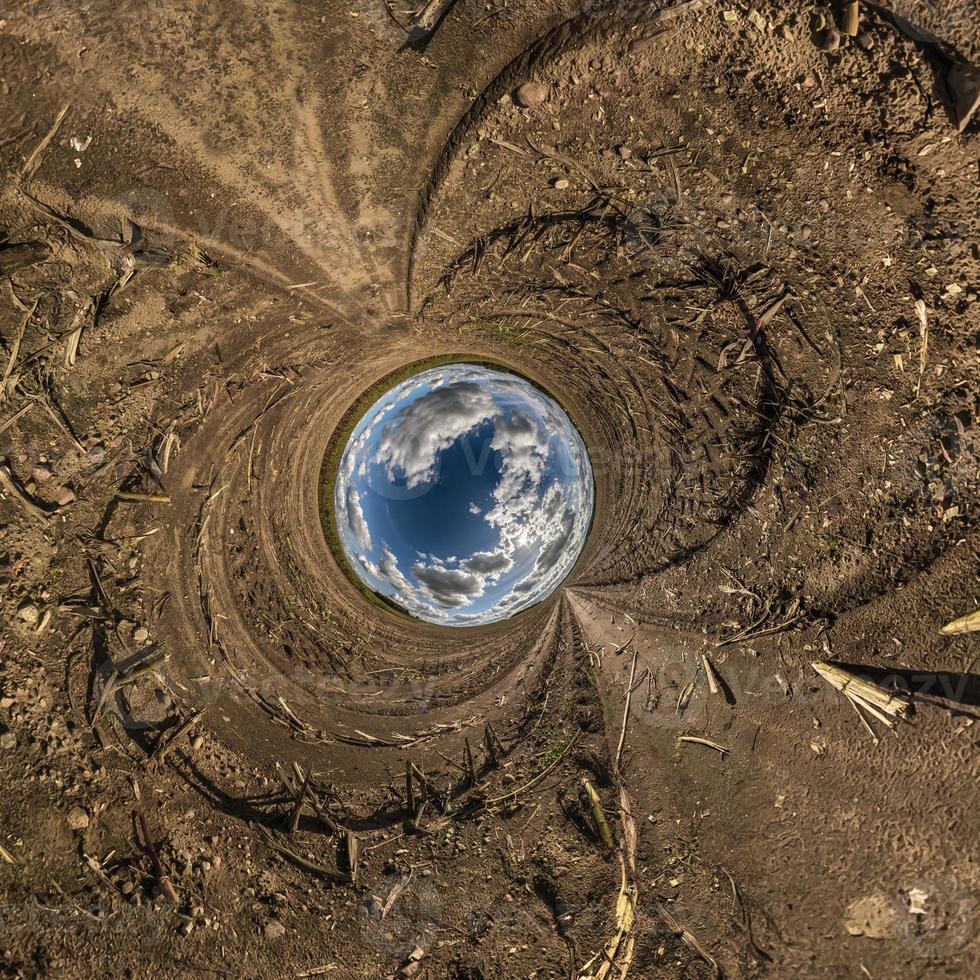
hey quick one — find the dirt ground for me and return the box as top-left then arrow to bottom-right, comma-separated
0,1 -> 978,978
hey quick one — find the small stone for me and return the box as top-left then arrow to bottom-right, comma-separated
514,81 -> 549,108
552,178 -> 569,190
814,27 -> 841,51
67,806 -> 89,831
264,919 -> 286,940
33,465 -> 52,482
616,145 -> 632,160
133,626 -> 150,643
0,732 -> 16,751
56,487 -> 75,507
359,895 -> 383,918
190,734 -> 205,751
16,603 -> 39,626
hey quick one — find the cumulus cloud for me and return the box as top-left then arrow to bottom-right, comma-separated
345,485 -> 372,553
534,505 -> 576,575
411,562 -> 485,608
373,382 -> 497,488
460,550 -> 512,576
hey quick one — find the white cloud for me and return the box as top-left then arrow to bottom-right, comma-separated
373,382 -> 498,488
345,484 -> 372,553
411,561 -> 486,608
460,550 -> 512,577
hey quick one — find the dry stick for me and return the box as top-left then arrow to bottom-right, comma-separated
484,734 -> 577,807
411,762 -> 447,812
2,295 -> 37,392
657,903 -> 721,978
842,0 -> 860,36
0,461 -> 49,521
941,609 -> 980,635
93,643 -> 169,719
483,723 -> 499,767
136,810 -> 178,904
21,104 -> 70,180
284,763 -> 341,834
406,0 -> 458,44
701,653 -> 721,696
256,825 -> 350,883
463,737 -> 475,785
150,710 -> 204,764
914,299 -> 928,399
812,661 -> 912,727
0,398 -> 37,436
678,735 -> 729,756
38,396 -> 85,452
382,871 -> 413,919
582,779 -> 615,850
405,759 -> 416,819
615,649 -> 638,771
288,772 -> 311,834
115,491 -> 171,503
345,830 -> 359,884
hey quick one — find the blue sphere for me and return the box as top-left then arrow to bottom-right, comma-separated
334,364 -> 594,625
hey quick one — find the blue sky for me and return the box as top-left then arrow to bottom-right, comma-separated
333,364 -> 593,625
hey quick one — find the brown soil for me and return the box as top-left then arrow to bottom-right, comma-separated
0,2 -> 978,978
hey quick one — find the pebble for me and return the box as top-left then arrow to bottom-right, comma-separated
33,465 -> 52,482
552,178 -> 570,190
56,487 -> 75,507
0,732 -> 16,750
814,27 -> 841,52
133,626 -> 150,643
67,806 -> 90,831
264,919 -> 286,940
16,603 -> 39,626
514,81 -> 549,108
359,895 -> 383,917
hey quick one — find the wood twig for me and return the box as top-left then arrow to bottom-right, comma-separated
136,810 -> 178,904
615,650 -> 638,771
582,778 -> 615,850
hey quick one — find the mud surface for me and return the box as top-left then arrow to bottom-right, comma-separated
0,2 -> 978,978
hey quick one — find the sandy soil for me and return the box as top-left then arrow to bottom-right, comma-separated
0,2 -> 978,978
